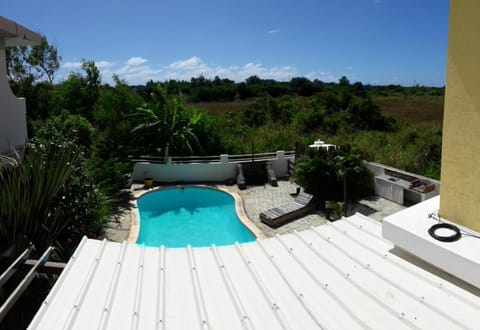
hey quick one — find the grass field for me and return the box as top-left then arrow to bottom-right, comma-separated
186,100 -> 253,116
373,96 -> 444,128
189,96 -> 445,129
186,95 -> 443,178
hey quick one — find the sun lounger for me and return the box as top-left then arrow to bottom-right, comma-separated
259,192 -> 315,228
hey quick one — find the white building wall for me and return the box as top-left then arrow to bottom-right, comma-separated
0,38 -> 28,154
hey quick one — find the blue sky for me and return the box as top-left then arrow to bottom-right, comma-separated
4,0 -> 449,86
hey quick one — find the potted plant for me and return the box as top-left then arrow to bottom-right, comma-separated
144,177 -> 153,189
325,201 -> 343,221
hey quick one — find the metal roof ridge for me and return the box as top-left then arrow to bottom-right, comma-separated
308,221 -> 475,328
28,216 -> 480,329
97,241 -> 129,329
257,238 -> 329,329
186,246 -> 210,329
234,242 -> 292,329
291,230 -> 416,326
210,244 -> 254,329
27,236 -> 89,329
325,219 -> 480,308
338,216 -> 391,245
131,245 -> 146,329
62,239 -> 108,329
156,246 -> 166,329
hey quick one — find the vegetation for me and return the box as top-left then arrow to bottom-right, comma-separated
0,31 -> 449,330
2,36 -> 444,260
0,142 -> 77,257
295,147 -> 372,212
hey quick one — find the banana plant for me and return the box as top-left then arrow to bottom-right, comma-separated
131,87 -> 201,161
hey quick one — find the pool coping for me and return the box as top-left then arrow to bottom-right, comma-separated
127,184 -> 266,244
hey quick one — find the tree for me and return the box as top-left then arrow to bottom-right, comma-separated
28,36 -> 61,84
6,35 -> 61,84
131,87 -> 201,159
52,60 -> 101,119
294,149 -> 338,205
295,146 -> 372,216
333,146 -> 368,216
82,60 -> 101,110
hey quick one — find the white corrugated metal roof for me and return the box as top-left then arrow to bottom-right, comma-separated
29,214 -> 480,329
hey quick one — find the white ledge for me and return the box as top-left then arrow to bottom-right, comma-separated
382,196 -> 480,288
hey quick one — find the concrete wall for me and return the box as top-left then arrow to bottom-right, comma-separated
374,177 -> 404,204
366,162 -> 441,193
440,1 -> 480,232
367,162 -> 440,205
0,38 -> 27,154
132,151 -> 292,183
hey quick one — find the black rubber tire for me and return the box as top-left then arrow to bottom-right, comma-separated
428,223 -> 461,242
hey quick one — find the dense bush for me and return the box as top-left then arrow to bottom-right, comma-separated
35,114 -> 109,257
295,147 -> 372,208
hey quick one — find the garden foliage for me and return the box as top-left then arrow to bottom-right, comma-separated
3,38 -> 444,260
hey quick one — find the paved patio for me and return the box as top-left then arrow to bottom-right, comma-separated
101,181 -> 405,242
221,180 -> 405,237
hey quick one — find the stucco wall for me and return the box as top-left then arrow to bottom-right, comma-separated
131,152 -> 292,183
440,1 -> 480,231
0,38 -> 28,154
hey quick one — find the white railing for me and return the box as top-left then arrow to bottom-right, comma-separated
131,151 -> 294,183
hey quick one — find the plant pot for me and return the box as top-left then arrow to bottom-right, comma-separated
144,178 -> 153,189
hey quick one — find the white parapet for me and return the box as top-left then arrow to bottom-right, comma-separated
131,151 -> 294,182
382,196 -> 480,289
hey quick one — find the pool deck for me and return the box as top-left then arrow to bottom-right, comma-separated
100,180 -> 405,242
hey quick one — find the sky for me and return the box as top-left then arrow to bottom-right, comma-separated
4,0 -> 450,86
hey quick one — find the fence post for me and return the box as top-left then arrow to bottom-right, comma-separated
220,154 -> 229,164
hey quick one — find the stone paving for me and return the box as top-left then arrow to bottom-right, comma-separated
101,180 -> 406,242
220,181 -> 329,237
101,204 -> 133,242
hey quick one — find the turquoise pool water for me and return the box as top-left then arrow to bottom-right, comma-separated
136,187 -> 256,247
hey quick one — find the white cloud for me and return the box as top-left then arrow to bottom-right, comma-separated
95,60 -> 115,68
126,57 -> 148,67
267,29 -> 280,35
62,61 -> 82,68
168,56 -> 203,70
305,71 -> 337,82
60,55 -> 346,85
163,57 -> 298,82
62,60 -> 114,69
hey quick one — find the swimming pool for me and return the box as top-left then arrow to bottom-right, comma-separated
136,187 -> 256,247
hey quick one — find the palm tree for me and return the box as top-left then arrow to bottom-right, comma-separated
131,87 -> 201,160
294,149 -> 338,204
333,146 -> 365,216
295,146 -> 369,217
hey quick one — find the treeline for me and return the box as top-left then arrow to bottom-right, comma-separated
134,75 -> 444,102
